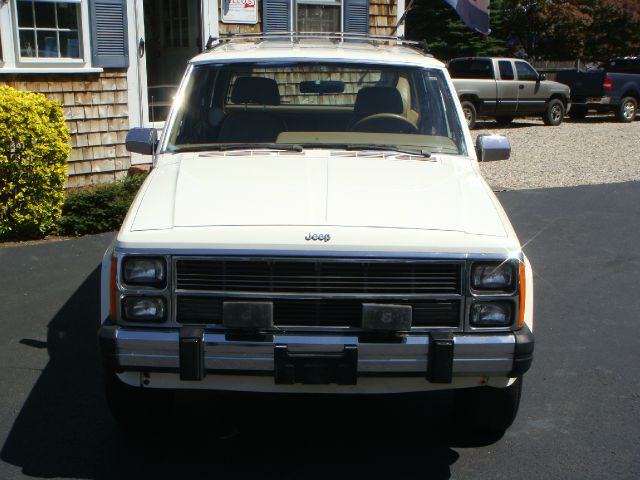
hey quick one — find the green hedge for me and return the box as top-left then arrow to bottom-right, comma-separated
0,86 -> 70,240
57,173 -> 148,236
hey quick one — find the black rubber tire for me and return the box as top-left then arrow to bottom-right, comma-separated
453,377 -> 523,434
543,98 -> 565,126
569,106 -> 588,119
104,368 -> 175,428
616,97 -> 637,123
494,116 -> 514,127
461,100 -> 477,129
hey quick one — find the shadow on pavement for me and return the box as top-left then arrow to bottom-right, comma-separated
563,114 -> 617,124
1,264 -> 500,479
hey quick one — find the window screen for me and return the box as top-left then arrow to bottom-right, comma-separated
297,1 -> 341,32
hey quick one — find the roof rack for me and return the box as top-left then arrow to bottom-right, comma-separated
204,32 -> 431,56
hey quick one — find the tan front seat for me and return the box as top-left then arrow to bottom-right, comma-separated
218,77 -> 286,143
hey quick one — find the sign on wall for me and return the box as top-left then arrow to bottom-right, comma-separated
221,0 -> 258,24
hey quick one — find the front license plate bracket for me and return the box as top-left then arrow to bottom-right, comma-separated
274,345 -> 358,385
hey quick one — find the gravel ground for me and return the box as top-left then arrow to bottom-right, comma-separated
472,115 -> 640,190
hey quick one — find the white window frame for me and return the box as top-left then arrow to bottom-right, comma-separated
291,0 -> 344,32
0,0 -> 102,73
294,0 -> 344,33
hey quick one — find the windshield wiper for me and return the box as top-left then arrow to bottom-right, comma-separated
346,144 -> 432,157
302,143 -> 431,158
171,143 -> 304,153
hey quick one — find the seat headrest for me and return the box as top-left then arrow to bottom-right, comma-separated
231,77 -> 281,105
354,87 -> 404,118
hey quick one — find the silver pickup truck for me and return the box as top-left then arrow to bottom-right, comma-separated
449,57 -> 571,129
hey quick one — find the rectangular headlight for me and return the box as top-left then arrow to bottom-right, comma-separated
470,301 -> 513,327
122,257 -> 166,288
471,261 -> 515,291
122,296 -> 166,322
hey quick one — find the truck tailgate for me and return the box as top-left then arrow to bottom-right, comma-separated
556,71 -> 606,100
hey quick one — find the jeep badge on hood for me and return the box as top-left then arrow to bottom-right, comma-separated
305,233 -> 331,242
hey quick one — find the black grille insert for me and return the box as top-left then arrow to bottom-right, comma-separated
176,259 -> 462,295
176,296 -> 460,328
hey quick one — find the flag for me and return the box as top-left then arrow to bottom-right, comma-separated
444,0 -> 490,35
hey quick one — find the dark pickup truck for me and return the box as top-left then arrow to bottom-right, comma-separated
556,57 -> 640,122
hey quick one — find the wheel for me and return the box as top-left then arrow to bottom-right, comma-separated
350,113 -> 419,134
461,100 -> 477,129
494,116 -> 514,127
543,98 -> 565,126
104,367 -> 175,428
453,377 -> 523,434
569,106 -> 587,119
616,97 -> 637,122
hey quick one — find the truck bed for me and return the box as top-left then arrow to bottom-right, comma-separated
555,70 -> 606,101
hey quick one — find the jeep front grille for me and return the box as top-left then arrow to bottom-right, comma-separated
175,258 -> 461,295
173,257 -> 464,330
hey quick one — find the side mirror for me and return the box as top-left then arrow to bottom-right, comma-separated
125,127 -> 157,155
476,134 -> 511,161
538,72 -> 547,81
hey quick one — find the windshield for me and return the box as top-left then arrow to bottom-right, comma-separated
164,61 -> 467,156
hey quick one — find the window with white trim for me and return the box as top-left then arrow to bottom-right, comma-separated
296,0 -> 341,33
15,0 -> 83,60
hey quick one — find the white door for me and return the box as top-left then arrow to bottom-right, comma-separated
127,0 -> 218,163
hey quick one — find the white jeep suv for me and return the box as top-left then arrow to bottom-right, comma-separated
100,34 -> 534,434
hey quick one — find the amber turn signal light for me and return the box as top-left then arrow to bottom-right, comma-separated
110,255 -> 117,321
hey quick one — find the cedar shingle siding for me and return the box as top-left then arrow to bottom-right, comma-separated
370,0 -> 397,35
0,71 -> 131,188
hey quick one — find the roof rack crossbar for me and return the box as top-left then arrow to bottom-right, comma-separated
204,32 -> 430,55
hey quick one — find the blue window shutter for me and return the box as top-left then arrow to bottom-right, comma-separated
344,0 -> 369,35
89,0 -> 129,68
263,0 -> 291,32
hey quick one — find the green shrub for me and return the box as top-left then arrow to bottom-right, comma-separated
58,173 -> 148,236
0,86 -> 70,240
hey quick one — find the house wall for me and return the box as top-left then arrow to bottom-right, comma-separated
218,0 -> 398,36
0,70 -> 131,189
370,0 -> 397,35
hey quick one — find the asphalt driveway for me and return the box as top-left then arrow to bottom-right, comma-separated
1,182 -> 639,479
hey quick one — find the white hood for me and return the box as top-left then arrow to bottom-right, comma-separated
128,152 -> 507,238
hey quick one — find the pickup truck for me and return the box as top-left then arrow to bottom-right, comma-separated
449,57 -> 571,129
99,34 -> 535,435
556,57 -> 639,122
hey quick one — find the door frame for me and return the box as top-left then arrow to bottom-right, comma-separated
126,0 -> 219,164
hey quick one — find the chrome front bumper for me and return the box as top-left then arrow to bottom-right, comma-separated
99,324 -> 533,387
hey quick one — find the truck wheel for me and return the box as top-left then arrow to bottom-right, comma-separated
569,106 -> 587,119
494,116 -> 514,127
104,368 -> 175,429
453,377 -> 523,434
461,101 -> 477,129
616,97 -> 637,122
543,99 -> 565,126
